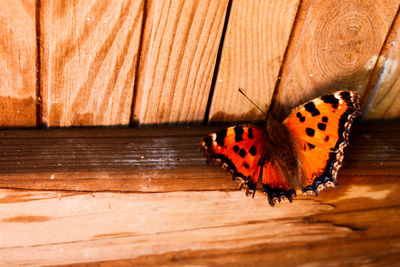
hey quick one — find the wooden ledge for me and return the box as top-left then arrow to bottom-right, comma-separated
0,121 -> 399,192
0,121 -> 399,265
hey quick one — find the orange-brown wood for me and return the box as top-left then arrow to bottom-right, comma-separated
0,121 -> 399,265
40,0 -> 144,126
0,0 -> 37,127
209,0 -> 300,122
133,0 -> 229,125
363,9 -> 400,119
271,0 -> 400,120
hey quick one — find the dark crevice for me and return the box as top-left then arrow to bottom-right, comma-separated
202,0 -> 233,126
130,0 -> 148,127
361,5 -> 400,115
268,0 -> 303,119
35,0 -> 44,128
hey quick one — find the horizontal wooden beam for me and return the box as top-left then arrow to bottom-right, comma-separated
0,121 -> 399,265
0,121 -> 399,192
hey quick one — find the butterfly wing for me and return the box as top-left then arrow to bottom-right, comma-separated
283,91 -> 361,195
201,123 -> 297,205
261,154 -> 296,206
201,125 -> 267,197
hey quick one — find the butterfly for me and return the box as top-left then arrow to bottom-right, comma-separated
201,91 -> 361,206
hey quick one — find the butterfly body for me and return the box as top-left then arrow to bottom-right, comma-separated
201,91 -> 361,206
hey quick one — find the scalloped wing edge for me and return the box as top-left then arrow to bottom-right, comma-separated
302,91 -> 362,195
200,133 -> 258,198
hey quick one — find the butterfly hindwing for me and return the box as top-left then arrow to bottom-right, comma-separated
283,91 -> 361,195
201,125 -> 266,196
261,155 -> 296,206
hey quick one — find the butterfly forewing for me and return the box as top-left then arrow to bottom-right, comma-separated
201,125 -> 266,195
283,91 -> 361,194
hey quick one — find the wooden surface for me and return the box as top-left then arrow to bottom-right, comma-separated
271,0 -> 400,120
40,0 -> 144,126
132,0 -> 229,125
1,2 -> 400,126
363,10 -> 400,119
209,0 -> 300,122
0,121 -> 400,265
0,0 -> 37,127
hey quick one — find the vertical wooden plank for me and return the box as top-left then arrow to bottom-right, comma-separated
0,0 -> 36,127
272,0 -> 400,120
208,0 -> 300,122
363,10 -> 400,119
40,0 -> 144,127
133,0 -> 229,125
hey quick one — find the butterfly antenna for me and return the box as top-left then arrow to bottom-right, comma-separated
238,88 -> 266,116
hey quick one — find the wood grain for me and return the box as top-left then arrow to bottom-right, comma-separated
0,121 -> 399,265
271,0 -> 400,120
132,0 -> 229,125
209,0 -> 300,122
0,190 -> 346,265
363,10 -> 400,119
0,121 -> 399,192
40,0 -> 144,126
0,126 -> 237,192
0,0 -> 37,127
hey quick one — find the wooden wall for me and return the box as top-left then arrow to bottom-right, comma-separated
0,0 -> 400,127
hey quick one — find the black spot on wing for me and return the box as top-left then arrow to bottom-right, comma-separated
233,145 -> 239,153
243,162 -> 250,169
318,123 -> 326,131
321,94 -> 339,109
322,116 -> 328,123
296,112 -> 306,122
304,102 -> 320,117
325,136 -> 329,142
249,146 -> 257,156
234,126 -> 244,142
216,129 -> 227,146
239,148 -> 246,158
248,128 -> 254,139
307,143 -> 315,149
340,91 -> 351,101
306,128 -> 315,137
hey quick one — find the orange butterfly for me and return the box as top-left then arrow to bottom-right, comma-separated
201,91 -> 361,206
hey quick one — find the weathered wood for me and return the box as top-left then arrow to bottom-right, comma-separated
363,9 -> 400,119
0,121 -> 399,192
0,0 -> 37,127
271,0 -> 400,120
209,0 -> 300,122
0,121 -> 399,265
40,0 -> 144,126
0,126 -> 236,192
132,0 -> 229,125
